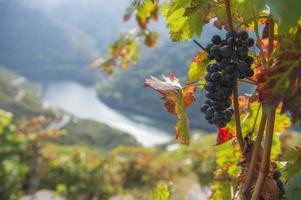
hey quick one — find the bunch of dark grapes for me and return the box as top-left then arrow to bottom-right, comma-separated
200,30 -> 255,128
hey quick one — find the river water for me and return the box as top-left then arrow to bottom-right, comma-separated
42,81 -> 171,146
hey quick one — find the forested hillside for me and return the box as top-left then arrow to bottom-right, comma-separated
0,0 -> 132,84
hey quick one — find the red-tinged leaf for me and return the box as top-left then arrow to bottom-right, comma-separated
144,75 -> 196,144
188,50 -> 211,87
257,27 -> 301,113
216,128 -> 235,145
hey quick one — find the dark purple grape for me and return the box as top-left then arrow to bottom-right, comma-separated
209,64 -> 218,72
246,38 -> 255,47
215,90 -> 225,100
225,64 -> 234,73
205,108 -> 214,119
205,91 -> 215,99
226,30 -> 237,39
204,81 -> 215,91
222,88 -> 232,97
217,62 -> 226,71
222,98 -> 232,108
204,99 -> 212,105
212,35 -> 222,45
224,109 -> 232,119
238,46 -> 248,56
227,37 -> 235,46
214,111 -> 224,120
210,72 -> 222,81
205,73 -> 212,81
220,46 -> 232,57
206,43 -> 213,52
216,122 -> 226,128
273,170 -> 281,179
210,45 -> 220,57
238,31 -> 249,40
200,104 -> 210,113
246,68 -> 254,77
216,55 -> 223,62
245,56 -> 254,65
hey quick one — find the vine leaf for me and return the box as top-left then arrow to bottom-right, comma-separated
162,0 -> 211,41
216,128 -> 235,145
188,50 -> 211,87
144,74 -> 196,144
257,27 -> 301,124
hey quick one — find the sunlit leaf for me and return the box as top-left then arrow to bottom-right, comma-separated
144,74 -> 196,144
152,183 -> 171,200
187,50 -> 210,85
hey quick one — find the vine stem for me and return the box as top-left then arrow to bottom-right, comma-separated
251,17 -> 275,200
251,108 -> 276,200
243,111 -> 267,194
225,0 -> 244,151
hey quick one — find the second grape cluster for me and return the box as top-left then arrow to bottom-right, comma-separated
200,30 -> 255,128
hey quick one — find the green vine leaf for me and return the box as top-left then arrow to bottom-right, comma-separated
162,0 -> 212,41
152,183 -> 171,200
188,50 -> 211,86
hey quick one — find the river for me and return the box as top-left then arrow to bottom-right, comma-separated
42,81 -> 172,147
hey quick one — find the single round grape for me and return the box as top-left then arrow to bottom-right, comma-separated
204,99 -> 212,105
216,55 -> 223,62
209,64 -> 218,72
212,35 -> 222,45
222,117 -> 231,124
245,56 -> 254,65
210,72 -> 222,81
217,62 -> 226,71
273,170 -> 282,179
210,45 -> 221,57
221,57 -> 231,63
200,104 -> 210,113
205,107 -> 214,118
239,72 -> 247,79
223,109 -> 233,119
222,88 -> 232,97
214,111 -> 224,120
205,91 -> 215,99
246,68 -> 254,77
215,90 -> 225,100
238,31 -> 249,40
246,38 -> 255,47
204,81 -> 215,91
227,37 -> 235,46
220,46 -> 232,57
237,62 -> 247,73
205,73 -> 212,81
206,43 -> 213,52
223,74 -> 234,82
238,46 -> 248,56
226,30 -> 237,39
216,122 -> 226,128
222,98 -> 232,108
225,64 -> 234,73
